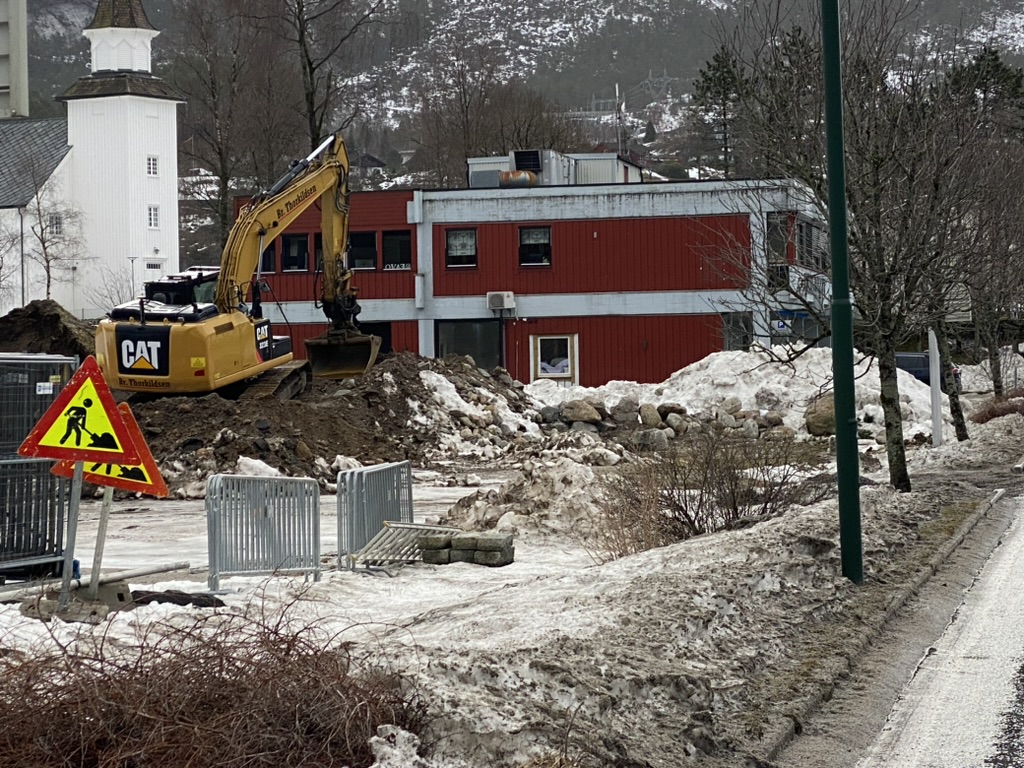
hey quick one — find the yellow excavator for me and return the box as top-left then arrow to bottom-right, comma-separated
95,133 -> 381,399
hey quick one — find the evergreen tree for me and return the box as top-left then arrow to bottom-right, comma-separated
692,45 -> 748,177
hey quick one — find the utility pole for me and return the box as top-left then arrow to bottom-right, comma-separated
128,256 -> 138,296
821,0 -> 862,583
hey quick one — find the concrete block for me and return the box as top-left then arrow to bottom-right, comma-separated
474,547 -> 515,567
449,547 -> 477,564
475,533 -> 514,551
419,533 -> 454,550
451,533 -> 479,550
421,549 -> 451,565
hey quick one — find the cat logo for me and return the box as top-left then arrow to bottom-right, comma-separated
121,339 -> 162,371
115,326 -> 171,376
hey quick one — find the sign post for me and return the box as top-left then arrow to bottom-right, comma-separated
18,356 -> 164,611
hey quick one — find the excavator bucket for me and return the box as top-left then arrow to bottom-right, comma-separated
305,330 -> 382,379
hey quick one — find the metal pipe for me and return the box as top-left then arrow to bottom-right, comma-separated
18,206 -> 25,305
1,561 -> 192,601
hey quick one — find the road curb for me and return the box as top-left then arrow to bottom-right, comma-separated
758,487 -> 1008,765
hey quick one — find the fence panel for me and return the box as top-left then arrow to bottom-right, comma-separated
0,354 -> 76,581
206,474 -> 321,590
337,461 -> 413,562
0,458 -> 69,577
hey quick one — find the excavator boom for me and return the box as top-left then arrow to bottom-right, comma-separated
94,132 -> 380,397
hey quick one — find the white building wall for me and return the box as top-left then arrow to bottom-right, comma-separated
0,156 -> 84,317
62,94 -> 179,318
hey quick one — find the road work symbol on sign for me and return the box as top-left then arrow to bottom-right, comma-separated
52,403 -> 168,498
19,355 -> 141,465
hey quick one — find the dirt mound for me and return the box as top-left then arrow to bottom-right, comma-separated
130,352 -> 547,497
0,300 -> 95,360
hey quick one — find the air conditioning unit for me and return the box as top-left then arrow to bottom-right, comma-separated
486,291 -> 516,310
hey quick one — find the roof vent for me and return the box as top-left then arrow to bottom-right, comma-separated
512,150 -> 542,173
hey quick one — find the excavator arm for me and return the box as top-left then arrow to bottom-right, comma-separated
216,133 -> 380,378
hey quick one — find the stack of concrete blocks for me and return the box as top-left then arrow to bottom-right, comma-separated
419,532 -> 515,567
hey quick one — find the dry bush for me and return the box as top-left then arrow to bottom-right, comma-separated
0,606 -> 429,768
969,390 -> 1024,424
590,429 -> 829,562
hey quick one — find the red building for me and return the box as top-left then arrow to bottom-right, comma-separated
248,151 -> 827,387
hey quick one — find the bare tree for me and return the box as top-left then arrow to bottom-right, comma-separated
83,263 -> 135,310
245,0 -> 388,151
169,0 -> 306,254
20,164 -> 84,300
413,29 -> 590,187
720,0 -> 996,490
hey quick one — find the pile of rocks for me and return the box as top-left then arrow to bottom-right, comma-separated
536,395 -> 798,451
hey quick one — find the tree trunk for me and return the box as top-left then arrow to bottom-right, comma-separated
876,339 -> 912,492
935,323 -> 969,442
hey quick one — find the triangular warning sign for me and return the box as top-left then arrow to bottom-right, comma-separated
19,355 -> 141,465
52,403 -> 168,498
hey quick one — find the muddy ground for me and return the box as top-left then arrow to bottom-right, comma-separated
0,301 -> 544,494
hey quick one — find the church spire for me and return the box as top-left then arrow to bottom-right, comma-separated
85,0 -> 156,32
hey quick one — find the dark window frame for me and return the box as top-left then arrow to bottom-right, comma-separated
259,242 -> 276,274
349,231 -> 378,271
519,225 -> 552,267
382,230 -> 412,271
445,228 -> 478,268
281,233 -> 309,272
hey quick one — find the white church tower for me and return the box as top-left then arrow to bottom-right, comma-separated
55,0 -> 182,318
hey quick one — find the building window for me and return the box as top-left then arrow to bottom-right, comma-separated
797,220 -> 828,272
260,243 -> 276,273
146,155 -> 159,176
437,319 -> 501,369
281,233 -> 308,272
47,214 -> 63,236
147,205 -> 160,229
382,230 -> 412,270
350,232 -> 377,270
445,229 -> 477,268
765,212 -> 790,293
519,226 -> 551,267
532,334 -> 577,382
145,261 -> 162,271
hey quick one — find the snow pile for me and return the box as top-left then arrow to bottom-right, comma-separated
443,456 -> 609,538
961,350 -> 1024,393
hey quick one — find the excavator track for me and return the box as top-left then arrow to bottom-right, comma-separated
237,361 -> 313,401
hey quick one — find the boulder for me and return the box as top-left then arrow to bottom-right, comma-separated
559,400 -> 602,424
720,396 -> 743,415
805,395 -> 836,436
633,428 -> 670,451
610,397 -> 640,424
639,403 -> 663,427
657,402 -> 687,418
665,412 -> 687,433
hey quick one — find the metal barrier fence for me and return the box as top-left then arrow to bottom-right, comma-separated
0,458 -> 70,577
0,354 -> 77,458
206,474 -> 321,590
337,461 -> 413,563
0,354 -> 76,581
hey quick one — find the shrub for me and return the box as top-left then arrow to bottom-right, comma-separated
0,606 -> 429,768
589,430 -> 830,562
969,390 -> 1024,424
